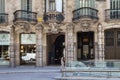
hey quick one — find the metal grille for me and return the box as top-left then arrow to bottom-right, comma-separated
105,31 -> 114,46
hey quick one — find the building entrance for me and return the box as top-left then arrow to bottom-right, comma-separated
77,32 -> 94,60
47,34 -> 65,65
105,29 -> 120,59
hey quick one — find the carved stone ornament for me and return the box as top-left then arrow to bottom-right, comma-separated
48,23 -> 62,33
66,23 -> 74,31
16,22 -> 31,32
35,24 -> 43,31
80,20 -> 91,31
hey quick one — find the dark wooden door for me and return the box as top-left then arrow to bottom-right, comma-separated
105,29 -> 120,59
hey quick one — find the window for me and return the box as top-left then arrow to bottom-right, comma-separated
75,0 -> 95,16
21,0 -> 32,19
110,0 -> 120,9
46,0 -> 63,12
21,0 -> 32,11
75,0 -> 95,9
110,0 -> 120,19
0,0 -> 5,23
0,0 -> 5,13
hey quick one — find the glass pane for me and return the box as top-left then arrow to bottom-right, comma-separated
21,0 -> 32,11
110,0 -> 120,9
0,45 -> 9,65
76,0 -> 95,9
56,0 -> 62,12
21,45 -> 36,65
0,0 -> 5,13
21,34 -> 36,44
0,34 -> 10,45
49,0 -> 55,11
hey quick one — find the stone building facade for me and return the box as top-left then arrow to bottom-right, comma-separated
0,0 -> 119,67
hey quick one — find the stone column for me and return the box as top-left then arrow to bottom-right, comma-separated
98,24 -> 104,61
96,24 -> 105,67
10,26 -> 15,67
65,23 -> 74,66
36,24 -> 43,67
94,30 -> 99,61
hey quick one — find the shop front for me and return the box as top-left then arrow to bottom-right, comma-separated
20,33 -> 36,65
0,32 -> 10,66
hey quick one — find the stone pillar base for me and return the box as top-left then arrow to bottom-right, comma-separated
10,58 -> 15,67
36,58 -> 43,67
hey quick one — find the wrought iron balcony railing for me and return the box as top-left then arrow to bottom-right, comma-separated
72,7 -> 99,22
43,11 -> 64,23
13,10 -> 37,25
105,9 -> 120,22
0,13 -> 8,24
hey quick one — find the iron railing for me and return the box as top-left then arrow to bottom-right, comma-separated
43,11 -> 64,23
105,9 -> 120,21
72,7 -> 98,21
0,13 -> 8,24
13,10 -> 37,24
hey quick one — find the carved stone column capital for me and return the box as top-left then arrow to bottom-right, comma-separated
14,22 -> 31,33
66,23 -> 74,31
35,23 -> 43,32
97,23 -> 103,32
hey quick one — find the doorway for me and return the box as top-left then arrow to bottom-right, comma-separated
105,28 -> 120,59
47,34 -> 65,65
77,32 -> 94,60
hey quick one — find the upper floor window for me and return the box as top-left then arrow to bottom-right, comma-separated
109,0 -> 120,19
45,0 -> 63,12
21,0 -> 32,11
75,0 -> 95,9
110,0 -> 120,9
0,0 -> 5,13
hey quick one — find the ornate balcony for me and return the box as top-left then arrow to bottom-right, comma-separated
72,7 -> 99,23
0,13 -> 8,25
13,10 -> 37,25
43,11 -> 64,23
105,9 -> 120,22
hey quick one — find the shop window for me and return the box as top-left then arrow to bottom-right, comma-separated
0,33 -> 10,65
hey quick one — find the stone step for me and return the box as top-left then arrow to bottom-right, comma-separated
55,76 -> 110,80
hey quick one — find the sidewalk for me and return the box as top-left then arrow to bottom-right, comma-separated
0,66 -> 61,74
0,66 -> 120,80
0,66 -> 61,80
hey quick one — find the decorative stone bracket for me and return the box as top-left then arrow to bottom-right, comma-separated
14,22 -> 31,33
47,23 -> 62,34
